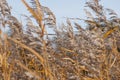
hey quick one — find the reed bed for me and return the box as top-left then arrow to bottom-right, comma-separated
0,0 -> 120,80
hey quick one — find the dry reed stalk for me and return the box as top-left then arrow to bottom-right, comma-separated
15,60 -> 40,79
22,0 -> 45,37
8,37 -> 44,65
0,53 -> 12,80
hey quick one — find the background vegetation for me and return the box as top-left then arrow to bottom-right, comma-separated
0,0 -> 120,80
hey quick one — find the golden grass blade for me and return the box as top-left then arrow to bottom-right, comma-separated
103,26 -> 119,39
60,47 -> 74,53
62,57 -> 75,63
110,57 -> 117,68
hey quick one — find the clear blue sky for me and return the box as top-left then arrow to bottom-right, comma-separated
7,0 -> 120,24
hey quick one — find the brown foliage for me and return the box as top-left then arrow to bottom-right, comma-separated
0,0 -> 120,80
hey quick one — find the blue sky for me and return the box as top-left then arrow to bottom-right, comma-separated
7,0 -> 120,24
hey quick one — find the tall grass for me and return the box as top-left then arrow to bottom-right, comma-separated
0,0 -> 120,80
